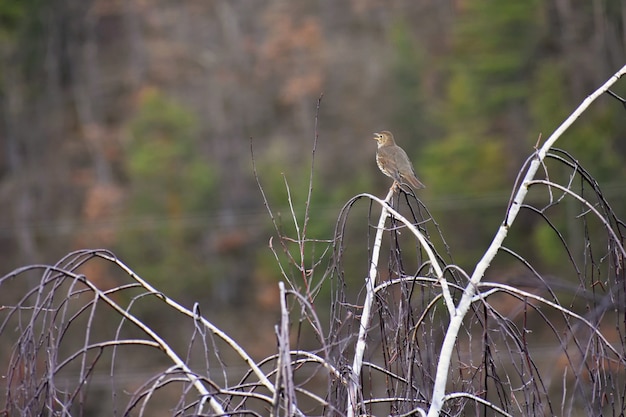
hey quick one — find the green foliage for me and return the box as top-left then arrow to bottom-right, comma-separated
566,110 -> 623,181
118,89 -> 217,298
431,0 -> 543,183
530,62 -> 625,182
425,0 -> 626,273
420,133 -> 507,195
420,1 -> 544,267
529,61 -> 569,134
388,19 -> 431,143
532,221 -> 565,267
444,70 -> 483,122
0,0 -> 45,86
0,0 -> 24,38
452,0 -> 542,110
126,89 -> 215,214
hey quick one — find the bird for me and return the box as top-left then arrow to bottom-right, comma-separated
373,131 -> 425,189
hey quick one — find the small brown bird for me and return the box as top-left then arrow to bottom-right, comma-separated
373,131 -> 425,189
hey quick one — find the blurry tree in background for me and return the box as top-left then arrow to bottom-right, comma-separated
119,88 -> 217,302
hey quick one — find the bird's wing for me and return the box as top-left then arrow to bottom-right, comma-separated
394,147 -> 414,173
393,147 -> 426,188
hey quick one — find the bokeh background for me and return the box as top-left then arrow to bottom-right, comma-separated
1,0 -> 626,357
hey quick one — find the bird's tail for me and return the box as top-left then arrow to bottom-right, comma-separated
405,175 -> 426,189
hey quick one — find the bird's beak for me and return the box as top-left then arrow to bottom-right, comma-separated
373,133 -> 380,140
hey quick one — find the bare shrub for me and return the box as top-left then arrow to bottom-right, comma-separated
2,66 -> 626,417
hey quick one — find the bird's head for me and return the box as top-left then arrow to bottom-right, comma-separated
373,131 -> 395,147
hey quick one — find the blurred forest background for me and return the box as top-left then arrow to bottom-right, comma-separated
1,0 -> 626,355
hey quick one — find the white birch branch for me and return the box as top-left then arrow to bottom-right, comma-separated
426,63 -> 626,417
347,184 -> 455,417
347,187 -> 394,417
